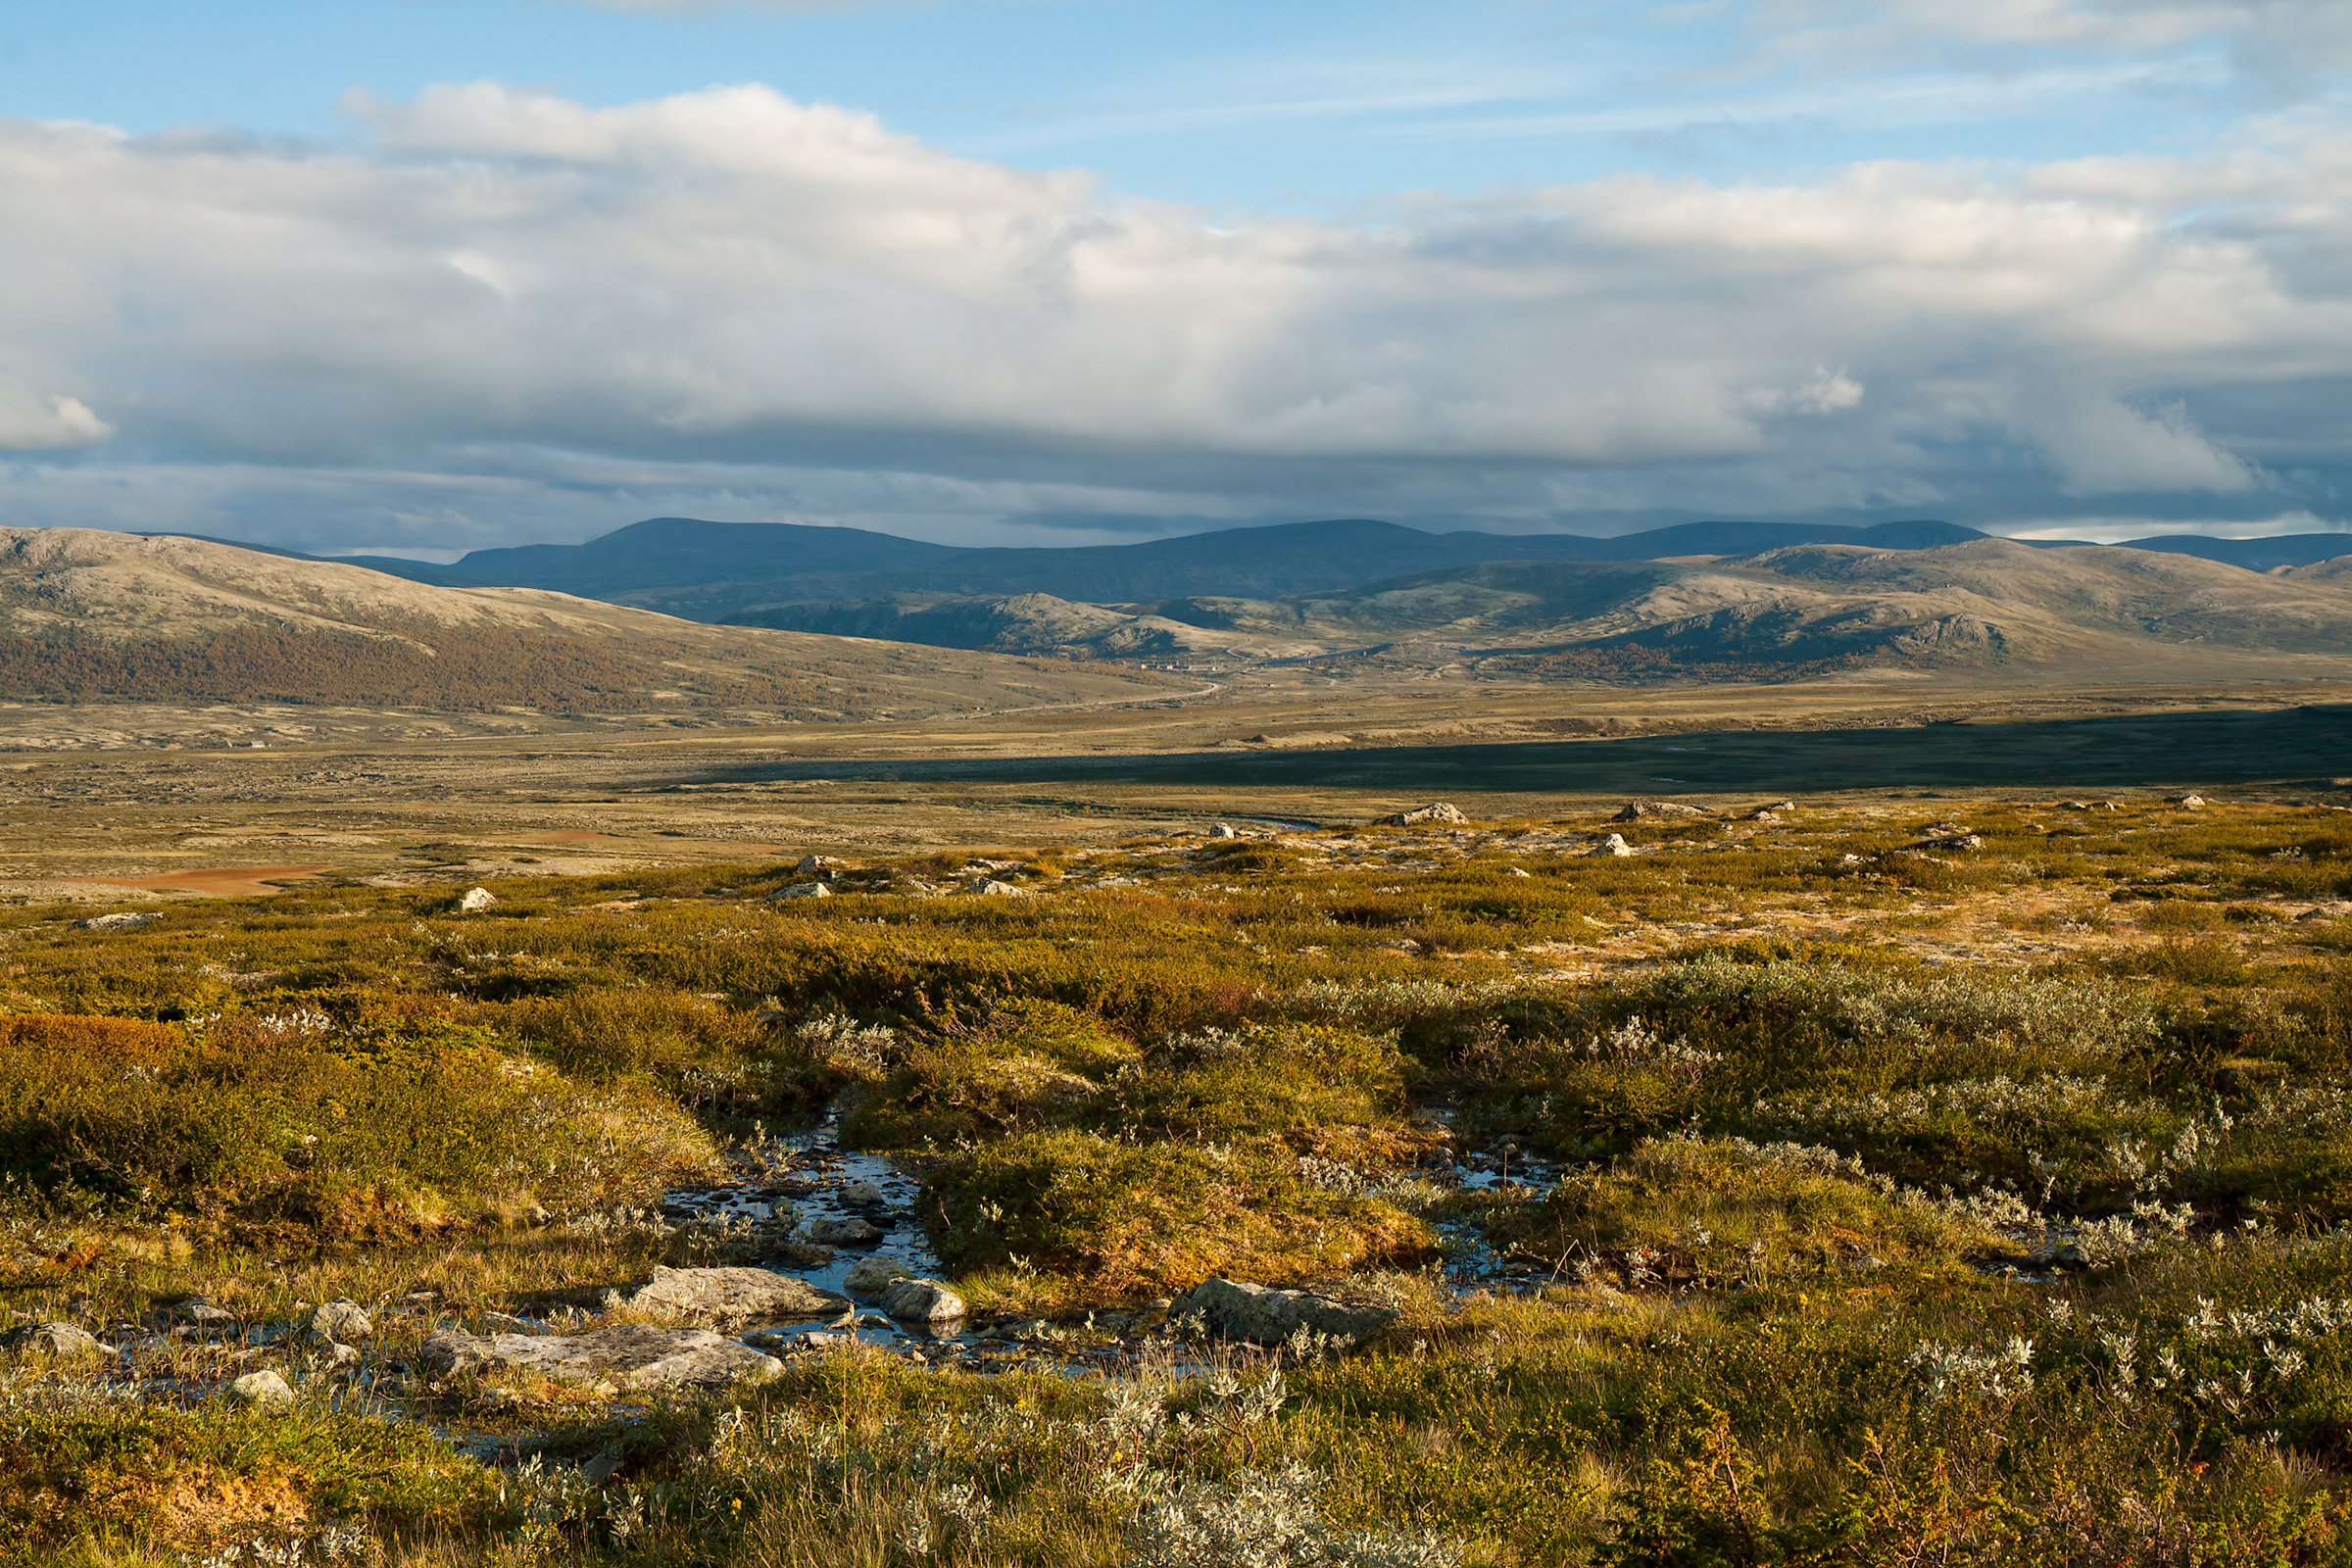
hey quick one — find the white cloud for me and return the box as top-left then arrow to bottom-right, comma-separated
0,380 -> 115,452
1,81 -> 2347,547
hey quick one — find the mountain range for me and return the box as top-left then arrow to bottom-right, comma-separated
7,519 -> 2347,720
337,515 -> 2352,629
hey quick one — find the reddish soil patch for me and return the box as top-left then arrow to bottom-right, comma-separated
85,864 -> 333,898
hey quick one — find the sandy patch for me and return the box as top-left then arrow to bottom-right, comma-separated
82,863 -> 333,897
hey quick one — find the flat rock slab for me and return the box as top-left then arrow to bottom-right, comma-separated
422,1324 -> 781,1392
1170,1278 -> 1396,1348
626,1265 -> 847,1324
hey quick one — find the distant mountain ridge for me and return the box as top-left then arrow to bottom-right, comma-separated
719,540 -> 2352,675
341,515 -> 2352,626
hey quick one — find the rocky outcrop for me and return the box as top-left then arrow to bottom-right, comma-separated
773,882 -> 833,900
624,1265 -> 846,1325
1168,1278 -> 1396,1348
1375,802 -> 1467,827
421,1324 -> 782,1391
1613,800 -> 1706,821
75,911 -> 155,933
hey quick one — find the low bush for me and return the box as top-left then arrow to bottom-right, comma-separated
929,1128 -> 1430,1298
0,1011 -> 711,1237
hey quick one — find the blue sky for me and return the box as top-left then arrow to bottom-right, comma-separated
2,1 -> 2348,554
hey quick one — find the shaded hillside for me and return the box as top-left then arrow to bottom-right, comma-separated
0,529 -> 1172,718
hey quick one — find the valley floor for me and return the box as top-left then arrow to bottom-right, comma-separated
5,687 -> 2352,1563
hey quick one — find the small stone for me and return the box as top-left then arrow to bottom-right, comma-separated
472,1311 -> 544,1335
1591,834 -> 1634,858
1374,802 -> 1467,827
322,1342 -> 364,1369
808,1216 -> 884,1246
838,1181 -> 887,1210
1507,866 -> 1533,877
2,1322 -> 101,1358
180,1299 -> 235,1326
773,881 -> 833,900
843,1256 -> 915,1298
1207,822 -> 1238,839
227,1369 -> 296,1412
307,1299 -> 372,1343
75,910 -> 156,932
458,887 -> 497,912
967,879 -> 1032,897
879,1278 -> 967,1325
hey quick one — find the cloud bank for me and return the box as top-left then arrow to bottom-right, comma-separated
3,75 -> 2349,551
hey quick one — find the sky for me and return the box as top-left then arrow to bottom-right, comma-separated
2,1 -> 2350,557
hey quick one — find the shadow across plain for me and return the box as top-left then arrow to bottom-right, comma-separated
679,705 -> 2352,799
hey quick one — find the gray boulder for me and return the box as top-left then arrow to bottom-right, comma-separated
966,879 -> 1032,897
808,1216 -> 884,1246
1591,834 -> 1635,858
75,910 -> 156,933
226,1369 -> 296,1411
422,1324 -> 781,1392
2,1321 -> 100,1358
1168,1278 -> 1396,1348
838,1181 -> 887,1210
797,855 -> 847,877
624,1265 -> 847,1324
458,887 -> 497,913
843,1256 -> 914,1298
1375,802 -> 1467,827
307,1299 -> 372,1344
879,1278 -> 967,1325
773,881 -> 833,901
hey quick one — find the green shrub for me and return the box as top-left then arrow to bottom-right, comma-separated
0,1011 -> 711,1236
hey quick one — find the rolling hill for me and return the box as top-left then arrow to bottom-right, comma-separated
723,539 -> 2352,677
0,528 -> 1173,719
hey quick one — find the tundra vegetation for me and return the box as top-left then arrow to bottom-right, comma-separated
6,795 -> 2352,1564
